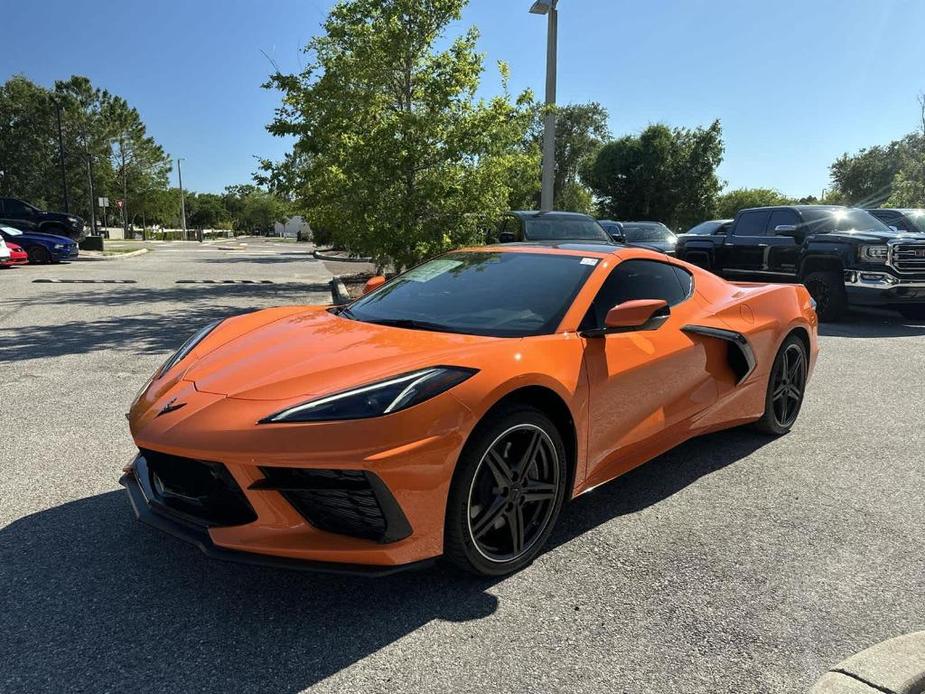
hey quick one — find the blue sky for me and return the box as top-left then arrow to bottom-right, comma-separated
3,0 -> 924,197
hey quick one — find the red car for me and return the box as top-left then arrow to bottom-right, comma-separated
0,241 -> 28,267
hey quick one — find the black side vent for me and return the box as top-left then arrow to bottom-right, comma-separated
682,324 -> 757,384
252,468 -> 412,544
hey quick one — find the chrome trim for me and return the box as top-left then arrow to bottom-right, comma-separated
887,239 -> 925,276
843,270 -> 925,289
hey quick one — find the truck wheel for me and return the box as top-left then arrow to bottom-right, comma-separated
897,305 -> 925,322
803,270 -> 847,322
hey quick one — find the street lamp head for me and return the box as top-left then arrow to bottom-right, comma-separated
529,0 -> 557,14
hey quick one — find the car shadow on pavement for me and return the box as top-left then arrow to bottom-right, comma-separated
818,308 -> 925,338
0,429 -> 766,693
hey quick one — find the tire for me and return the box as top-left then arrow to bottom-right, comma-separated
897,305 -> 925,321
803,270 -> 847,322
753,334 -> 809,436
27,246 -> 51,265
444,405 -> 568,576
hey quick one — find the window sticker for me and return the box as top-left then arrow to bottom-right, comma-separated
580,257 -> 599,266
404,258 -> 465,282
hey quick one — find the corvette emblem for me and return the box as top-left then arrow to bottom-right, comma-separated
157,398 -> 187,417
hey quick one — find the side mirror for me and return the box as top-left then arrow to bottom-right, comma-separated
363,276 -> 386,295
610,232 -> 625,243
774,224 -> 803,240
889,225 -> 900,232
582,299 -> 669,337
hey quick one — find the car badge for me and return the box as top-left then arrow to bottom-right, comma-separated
157,397 -> 187,417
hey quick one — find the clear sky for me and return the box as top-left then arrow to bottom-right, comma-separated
3,0 -> 924,198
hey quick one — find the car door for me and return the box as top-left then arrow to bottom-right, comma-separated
764,208 -> 802,278
581,259 -> 718,488
725,209 -> 771,275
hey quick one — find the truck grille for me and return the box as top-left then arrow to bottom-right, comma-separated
891,243 -> 925,274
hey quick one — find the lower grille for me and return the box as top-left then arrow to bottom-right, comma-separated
254,468 -> 411,543
892,243 -> 925,274
141,449 -> 257,527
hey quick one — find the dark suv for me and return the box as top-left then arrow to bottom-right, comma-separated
0,197 -> 85,241
867,208 -> 925,234
675,205 -> 925,321
490,211 -> 613,244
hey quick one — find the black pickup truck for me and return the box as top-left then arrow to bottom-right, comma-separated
0,197 -> 85,241
675,205 -> 925,321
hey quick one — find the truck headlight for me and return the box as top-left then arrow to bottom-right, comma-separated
859,245 -> 888,263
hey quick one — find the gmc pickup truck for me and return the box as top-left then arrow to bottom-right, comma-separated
0,197 -> 85,241
675,205 -> 925,321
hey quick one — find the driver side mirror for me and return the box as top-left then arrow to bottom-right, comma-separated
609,232 -> 625,243
582,299 -> 670,337
363,275 -> 386,295
774,224 -> 804,241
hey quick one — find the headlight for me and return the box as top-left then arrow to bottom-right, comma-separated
67,216 -> 78,223
261,366 -> 478,423
859,245 -> 888,263
53,243 -> 64,249
156,319 -> 223,378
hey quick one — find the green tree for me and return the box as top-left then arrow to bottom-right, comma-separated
885,95 -> 925,207
262,0 -> 535,269
186,192 -> 231,229
715,188 -> 792,218
829,141 -> 905,207
586,120 -> 724,229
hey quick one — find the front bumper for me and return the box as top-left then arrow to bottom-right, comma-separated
121,455 -> 434,576
844,270 -> 925,305
51,245 -> 79,261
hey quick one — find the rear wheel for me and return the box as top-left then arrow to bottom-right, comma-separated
444,406 -> 567,576
803,270 -> 847,322
27,246 -> 51,264
897,305 -> 925,321
753,334 -> 808,436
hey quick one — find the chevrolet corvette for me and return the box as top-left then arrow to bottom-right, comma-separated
122,242 -> 818,576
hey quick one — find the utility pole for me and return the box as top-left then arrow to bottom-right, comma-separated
177,158 -> 190,241
530,0 -> 559,211
54,100 -> 70,213
86,155 -> 97,234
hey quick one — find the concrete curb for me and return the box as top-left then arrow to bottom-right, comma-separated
313,249 -> 372,263
76,248 -> 150,261
811,631 -> 925,694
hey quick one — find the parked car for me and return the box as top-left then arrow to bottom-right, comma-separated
122,242 -> 817,576
0,197 -> 85,241
2,241 -> 29,267
0,225 -> 79,264
675,205 -> 925,321
867,208 -> 925,234
490,211 -> 613,244
681,219 -> 733,236
0,237 -> 10,265
600,221 -> 678,255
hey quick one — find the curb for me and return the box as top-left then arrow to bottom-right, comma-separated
77,248 -> 150,261
811,631 -> 925,694
313,249 -> 373,263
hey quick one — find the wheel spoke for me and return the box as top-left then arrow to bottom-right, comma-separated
484,449 -> 513,488
522,480 -> 556,503
772,383 -> 788,401
514,430 -> 542,477
506,505 -> 525,556
471,498 -> 507,539
787,384 -> 802,401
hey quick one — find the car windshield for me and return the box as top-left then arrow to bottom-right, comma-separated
0,226 -> 23,236
801,208 -> 891,234
621,223 -> 676,243
684,220 -> 727,235
902,210 -> 925,233
344,251 -> 598,337
523,217 -> 611,242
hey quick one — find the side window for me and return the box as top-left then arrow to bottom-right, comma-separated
582,260 -> 691,329
767,209 -> 801,234
4,199 -> 30,216
734,210 -> 771,237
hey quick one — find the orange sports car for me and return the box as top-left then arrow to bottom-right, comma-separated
122,242 -> 818,576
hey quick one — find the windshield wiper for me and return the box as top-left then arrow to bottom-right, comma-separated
364,318 -> 464,334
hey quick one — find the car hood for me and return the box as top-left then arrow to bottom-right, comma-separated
629,239 -> 677,253
13,231 -> 75,244
183,306 -> 500,401
821,229 -> 925,244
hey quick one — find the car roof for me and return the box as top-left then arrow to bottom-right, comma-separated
871,207 -> 925,214
456,241 -> 670,260
509,210 -> 597,220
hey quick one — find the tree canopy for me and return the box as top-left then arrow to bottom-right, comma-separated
262,0 -> 536,269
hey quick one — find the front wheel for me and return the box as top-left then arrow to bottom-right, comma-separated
753,334 -> 808,436
27,246 -> 51,264
444,406 -> 568,576
803,270 -> 847,322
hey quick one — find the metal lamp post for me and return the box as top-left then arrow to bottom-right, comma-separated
176,158 -> 189,240
530,0 -> 558,211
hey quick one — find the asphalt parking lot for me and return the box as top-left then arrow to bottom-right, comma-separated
1,242 -> 923,693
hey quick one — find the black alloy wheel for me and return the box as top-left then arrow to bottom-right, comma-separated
27,246 -> 50,264
754,334 -> 808,435
444,406 -> 567,575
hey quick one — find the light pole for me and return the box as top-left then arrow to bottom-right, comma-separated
176,158 -> 189,240
530,0 -> 558,211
